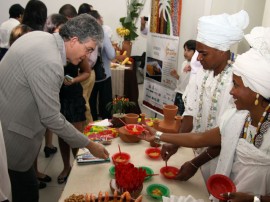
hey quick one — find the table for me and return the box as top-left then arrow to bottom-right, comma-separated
111,65 -> 141,114
58,138 -> 210,201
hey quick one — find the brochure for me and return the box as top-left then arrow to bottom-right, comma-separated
76,149 -> 110,164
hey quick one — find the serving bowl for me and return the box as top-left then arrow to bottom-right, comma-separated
112,152 -> 130,165
145,147 -> 161,159
125,124 -> 144,135
146,184 -> 170,200
207,174 -> 236,200
160,166 -> 179,179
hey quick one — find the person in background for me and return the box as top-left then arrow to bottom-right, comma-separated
55,7 -> 93,184
141,26 -> 270,202
42,13 -> 66,160
9,24 -> 33,46
0,4 -> 24,61
140,16 -> 148,35
78,3 -> 93,14
21,0 -> 47,31
161,10 -> 249,182
77,3 -> 98,127
59,4 -> 77,19
89,10 -> 115,120
0,14 -> 109,202
170,40 -> 196,115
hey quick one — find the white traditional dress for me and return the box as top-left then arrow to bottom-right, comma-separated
183,64 -> 234,181
212,107 -> 270,201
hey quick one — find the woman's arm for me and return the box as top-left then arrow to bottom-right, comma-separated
73,57 -> 90,83
142,126 -> 221,148
222,192 -> 270,202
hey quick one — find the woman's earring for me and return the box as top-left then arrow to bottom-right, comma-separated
254,93 -> 259,106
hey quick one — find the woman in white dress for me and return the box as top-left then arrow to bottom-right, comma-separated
141,26 -> 270,202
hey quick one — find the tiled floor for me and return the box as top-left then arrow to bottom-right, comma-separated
39,83 -> 154,202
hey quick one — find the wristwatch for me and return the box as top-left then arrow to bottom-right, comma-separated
154,131 -> 163,144
254,195 -> 261,202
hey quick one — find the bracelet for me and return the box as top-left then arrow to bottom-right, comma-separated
205,149 -> 214,159
189,161 -> 199,169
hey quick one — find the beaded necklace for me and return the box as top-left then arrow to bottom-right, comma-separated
194,64 -> 232,132
240,103 -> 270,148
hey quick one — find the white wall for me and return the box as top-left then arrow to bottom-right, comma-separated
262,0 -> 270,26
0,0 -> 151,56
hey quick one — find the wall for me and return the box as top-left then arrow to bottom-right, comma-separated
1,0 -> 267,59
0,0 -> 151,56
262,0 -> 270,26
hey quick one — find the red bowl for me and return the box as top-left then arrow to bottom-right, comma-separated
112,152 -> 130,165
145,147 -> 161,159
207,174 -> 236,200
160,166 -> 179,179
125,124 -> 144,135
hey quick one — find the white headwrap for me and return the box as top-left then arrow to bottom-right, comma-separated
233,27 -> 270,99
196,10 -> 249,51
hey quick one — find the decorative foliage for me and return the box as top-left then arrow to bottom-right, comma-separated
115,163 -> 146,192
117,0 -> 145,41
106,96 -> 136,115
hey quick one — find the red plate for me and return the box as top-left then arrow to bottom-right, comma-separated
145,147 -> 161,159
207,174 -> 236,200
112,152 -> 130,165
160,166 -> 179,179
125,124 -> 144,135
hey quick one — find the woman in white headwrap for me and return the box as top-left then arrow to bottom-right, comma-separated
141,27 -> 270,202
162,10 -> 250,182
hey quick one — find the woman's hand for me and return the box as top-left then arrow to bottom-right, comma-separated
175,161 -> 197,181
139,125 -> 156,142
63,78 -> 74,86
221,192 -> 254,202
170,69 -> 179,79
161,143 -> 179,161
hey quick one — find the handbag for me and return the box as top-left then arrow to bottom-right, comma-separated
93,48 -> 106,81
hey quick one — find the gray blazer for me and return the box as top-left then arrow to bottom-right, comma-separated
0,31 -> 89,172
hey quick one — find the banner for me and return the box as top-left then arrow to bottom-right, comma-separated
142,0 -> 182,114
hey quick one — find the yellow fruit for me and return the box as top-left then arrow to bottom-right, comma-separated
116,51 -> 120,56
122,51 -> 127,56
121,57 -> 130,65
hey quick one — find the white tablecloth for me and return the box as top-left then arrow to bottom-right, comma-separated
58,137 -> 210,201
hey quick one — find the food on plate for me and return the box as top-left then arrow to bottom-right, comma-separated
152,188 -> 162,197
149,152 -> 160,157
115,156 -> 125,163
164,171 -> 175,177
121,57 -> 130,65
147,63 -> 161,76
132,126 -> 138,132
64,190 -> 142,202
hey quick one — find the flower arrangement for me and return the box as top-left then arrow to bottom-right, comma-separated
115,163 -> 146,194
106,96 -> 136,115
117,0 -> 146,41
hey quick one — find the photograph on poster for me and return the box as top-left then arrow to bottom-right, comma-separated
146,57 -> 162,82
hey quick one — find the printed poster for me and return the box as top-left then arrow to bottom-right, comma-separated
142,0 -> 182,114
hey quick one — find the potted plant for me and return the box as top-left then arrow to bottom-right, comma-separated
106,96 -> 136,127
116,0 -> 145,56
